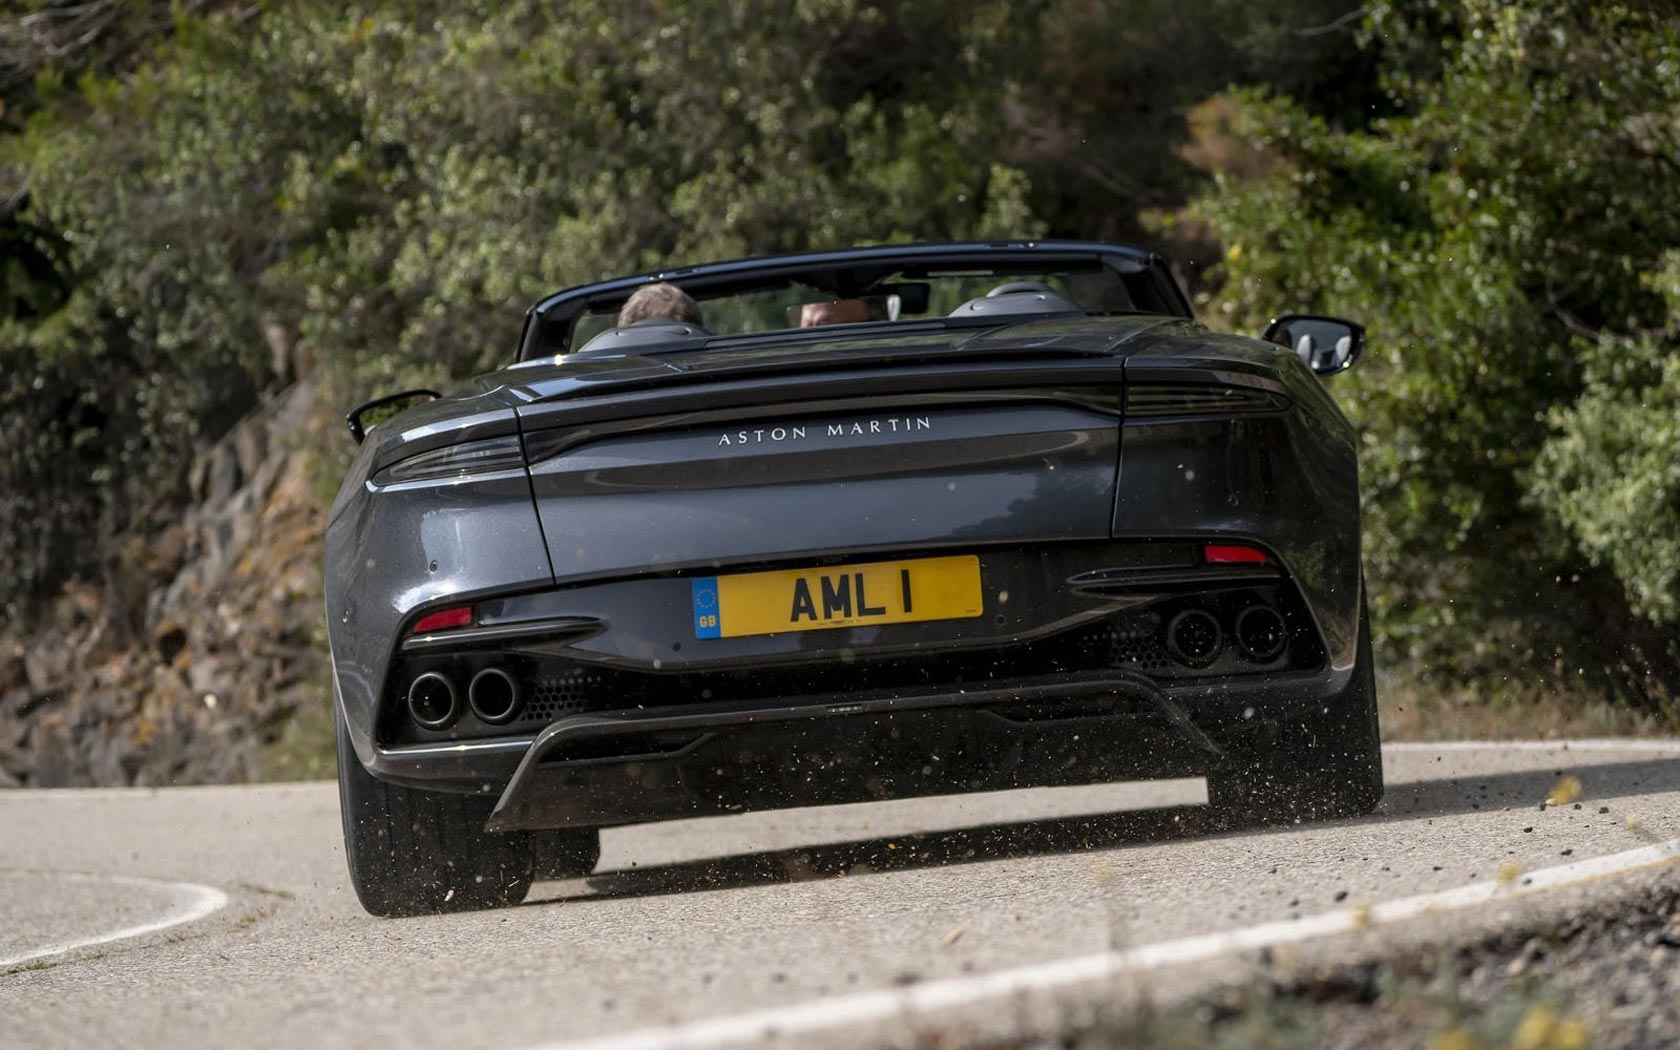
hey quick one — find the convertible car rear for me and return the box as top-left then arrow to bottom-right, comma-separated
327,241 -> 1381,916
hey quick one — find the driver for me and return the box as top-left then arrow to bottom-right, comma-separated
799,298 -> 872,327
618,282 -> 704,328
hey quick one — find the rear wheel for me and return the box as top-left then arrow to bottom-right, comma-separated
1208,601 -> 1383,824
336,711 -> 534,917
531,827 -> 603,881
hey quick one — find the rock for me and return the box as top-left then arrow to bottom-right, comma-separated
203,445 -> 242,507
233,417 -> 269,484
27,721 -> 76,788
23,646 -> 67,693
154,620 -> 189,664
0,642 -> 25,693
187,657 -> 222,697
0,378 -> 327,788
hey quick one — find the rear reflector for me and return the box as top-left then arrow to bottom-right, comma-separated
412,606 -> 473,634
1203,543 -> 1270,565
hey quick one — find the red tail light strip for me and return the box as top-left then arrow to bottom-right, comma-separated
412,606 -> 473,634
1203,544 -> 1270,565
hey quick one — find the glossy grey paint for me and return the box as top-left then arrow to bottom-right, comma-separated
325,408 -> 553,765
325,312 -> 1364,776
1115,328 -> 1362,672
526,400 -> 1121,583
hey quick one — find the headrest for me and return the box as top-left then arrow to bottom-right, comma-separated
950,282 -> 1084,319
577,319 -> 710,353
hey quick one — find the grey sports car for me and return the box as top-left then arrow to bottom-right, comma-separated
327,240 -> 1379,916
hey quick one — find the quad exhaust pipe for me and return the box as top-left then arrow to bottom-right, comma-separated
468,667 -> 523,725
406,667 -> 525,730
1164,609 -> 1222,667
406,672 -> 460,730
1233,604 -> 1288,662
1161,604 -> 1288,668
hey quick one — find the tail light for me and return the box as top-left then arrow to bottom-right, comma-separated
1203,543 -> 1270,565
375,435 -> 526,484
412,605 -> 473,634
1124,383 -> 1290,417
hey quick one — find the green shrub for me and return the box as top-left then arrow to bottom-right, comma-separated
1196,0 -> 1680,704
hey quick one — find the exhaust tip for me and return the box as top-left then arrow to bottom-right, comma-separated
469,667 -> 523,725
1165,609 -> 1222,667
407,672 -> 460,730
1234,605 -> 1288,662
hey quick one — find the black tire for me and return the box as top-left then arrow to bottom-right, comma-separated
336,710 -> 534,917
1208,599 -> 1384,824
531,827 -> 603,881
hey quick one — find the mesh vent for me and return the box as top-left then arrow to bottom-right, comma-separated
1125,383 -> 1289,417
1067,614 -> 1171,673
1103,625 -> 1173,672
523,668 -> 611,723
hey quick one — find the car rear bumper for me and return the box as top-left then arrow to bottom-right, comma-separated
357,661 -> 1354,830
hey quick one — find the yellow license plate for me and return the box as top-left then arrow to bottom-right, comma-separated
691,555 -> 983,639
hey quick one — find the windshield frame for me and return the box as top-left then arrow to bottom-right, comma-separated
515,241 -> 1190,361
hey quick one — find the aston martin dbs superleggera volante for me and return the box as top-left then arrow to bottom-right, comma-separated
327,240 -> 1379,916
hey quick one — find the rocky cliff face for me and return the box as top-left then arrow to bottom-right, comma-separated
0,381 -> 327,787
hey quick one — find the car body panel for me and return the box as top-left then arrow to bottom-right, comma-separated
325,240 -> 1368,823
525,398 -> 1123,584
1116,329 -> 1361,668
324,399 -> 554,762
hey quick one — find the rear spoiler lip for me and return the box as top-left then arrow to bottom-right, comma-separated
510,357 -> 1131,443
509,315 -> 1184,408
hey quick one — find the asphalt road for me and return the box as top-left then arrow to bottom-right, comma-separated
4,740 -> 1679,1050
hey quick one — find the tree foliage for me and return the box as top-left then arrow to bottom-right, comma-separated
1197,0 -> 1680,702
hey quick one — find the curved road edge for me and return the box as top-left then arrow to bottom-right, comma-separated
0,871 -> 230,970
526,758 -> 1680,1050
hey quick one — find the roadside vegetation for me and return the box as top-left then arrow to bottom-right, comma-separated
3,1 -> 1678,780
999,880 -> 1680,1050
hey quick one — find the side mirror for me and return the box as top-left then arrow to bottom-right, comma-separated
346,389 -> 441,444
1262,314 -> 1366,376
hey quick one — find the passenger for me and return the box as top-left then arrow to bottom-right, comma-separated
618,282 -> 704,327
799,298 -> 872,327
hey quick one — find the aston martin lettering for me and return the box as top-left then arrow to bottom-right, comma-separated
716,416 -> 932,446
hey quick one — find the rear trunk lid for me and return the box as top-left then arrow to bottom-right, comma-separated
512,320 -> 1158,583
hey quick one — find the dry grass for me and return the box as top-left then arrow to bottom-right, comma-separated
1377,672 -> 1680,742
1001,882 -> 1680,1050
996,965 -> 1586,1050
253,691 -> 336,782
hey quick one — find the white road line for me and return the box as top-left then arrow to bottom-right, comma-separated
530,838 -> 1680,1050
0,782 -> 328,800
1387,739 -> 1680,754
0,872 -> 229,969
